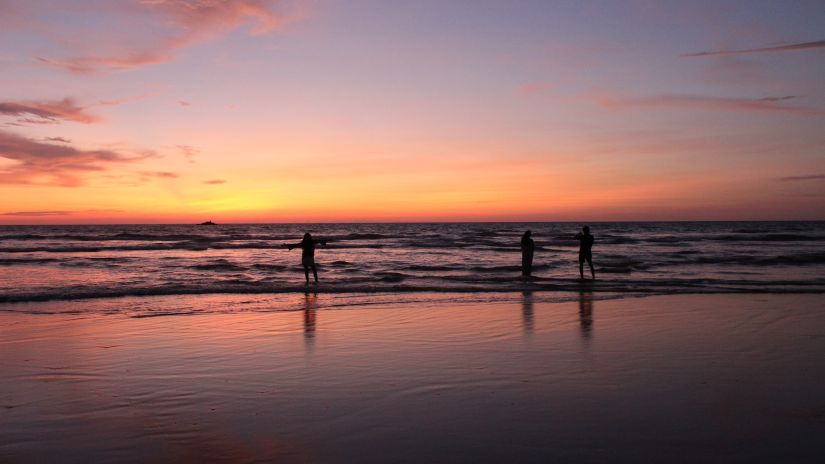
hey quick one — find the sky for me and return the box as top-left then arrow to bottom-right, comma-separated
0,0 -> 823,224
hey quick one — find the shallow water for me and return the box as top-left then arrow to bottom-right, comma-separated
1,222 -> 824,304
1,294 -> 824,463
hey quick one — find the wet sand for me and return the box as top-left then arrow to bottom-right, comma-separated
1,293 -> 824,463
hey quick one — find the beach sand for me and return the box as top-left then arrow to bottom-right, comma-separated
1,293 -> 824,463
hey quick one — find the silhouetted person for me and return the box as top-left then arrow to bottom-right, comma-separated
285,233 -> 327,284
575,226 -> 595,280
521,230 -> 535,277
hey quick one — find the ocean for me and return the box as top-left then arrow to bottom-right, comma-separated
1,221 -> 823,315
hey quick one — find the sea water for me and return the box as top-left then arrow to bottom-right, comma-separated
0,222 -> 823,314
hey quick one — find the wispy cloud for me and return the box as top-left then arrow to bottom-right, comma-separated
44,136 -> 71,143
177,100 -> 192,107
177,144 -> 199,162
1,209 -> 125,216
204,179 -> 226,184
139,171 -> 179,178
591,91 -> 819,115
0,129 -> 149,186
1,210 -> 72,216
0,98 -> 100,124
777,174 -> 825,182
97,92 -> 158,107
37,0 -> 292,74
683,39 -> 825,57
517,81 -> 552,97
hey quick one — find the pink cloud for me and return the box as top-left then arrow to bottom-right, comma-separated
96,92 -> 158,107
0,98 -> 101,124
590,91 -> 819,115
0,129 -> 149,186
177,100 -> 192,107
683,39 -> 825,57
37,0 -> 292,74
38,52 -> 172,75
204,179 -> 226,184
517,81 -> 553,97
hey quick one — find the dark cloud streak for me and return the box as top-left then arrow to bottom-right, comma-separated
777,174 -> 825,182
1,209 -> 125,216
139,171 -> 179,178
593,92 -> 819,115
683,39 -> 825,57
1,210 -> 72,216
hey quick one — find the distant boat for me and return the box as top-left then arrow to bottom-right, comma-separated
198,221 -> 217,225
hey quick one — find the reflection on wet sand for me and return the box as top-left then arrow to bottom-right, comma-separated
579,286 -> 593,342
303,292 -> 317,352
521,291 -> 534,336
2,295 -> 824,462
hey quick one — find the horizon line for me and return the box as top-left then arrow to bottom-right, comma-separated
1,219 -> 824,226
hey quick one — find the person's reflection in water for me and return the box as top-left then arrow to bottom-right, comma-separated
578,287 -> 593,343
303,291 -> 317,353
521,291 -> 534,337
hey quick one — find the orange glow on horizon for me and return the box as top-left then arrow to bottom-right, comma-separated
1,2 -> 823,223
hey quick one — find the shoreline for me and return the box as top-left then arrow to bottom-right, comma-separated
3,281 -> 824,307
3,288 -> 824,319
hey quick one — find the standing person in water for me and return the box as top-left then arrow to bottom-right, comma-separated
575,226 -> 595,280
285,233 -> 327,284
521,230 -> 535,277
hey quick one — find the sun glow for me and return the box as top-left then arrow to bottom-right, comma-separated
1,1 -> 823,223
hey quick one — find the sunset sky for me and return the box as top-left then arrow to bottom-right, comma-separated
1,0 -> 823,223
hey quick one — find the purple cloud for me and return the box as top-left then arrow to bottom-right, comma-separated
0,129 -> 148,186
0,98 -> 100,124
